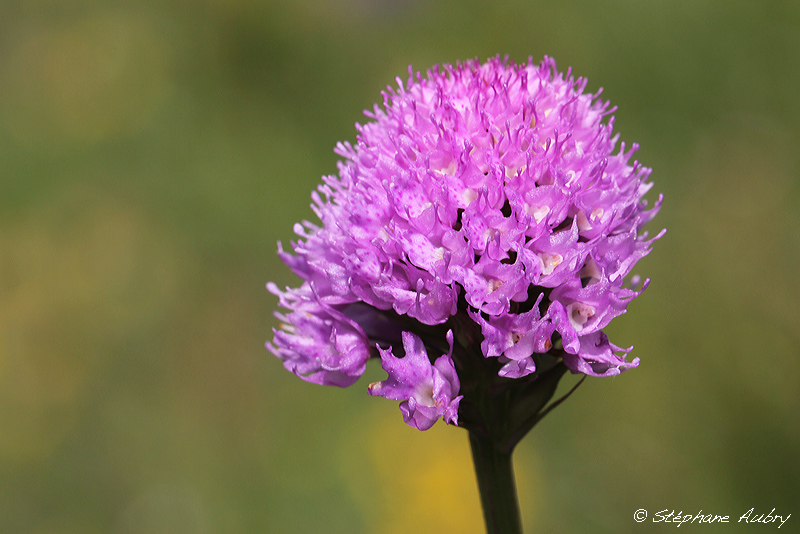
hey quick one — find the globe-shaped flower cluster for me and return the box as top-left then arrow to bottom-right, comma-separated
268,56 -> 663,430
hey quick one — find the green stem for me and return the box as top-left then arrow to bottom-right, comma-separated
469,431 -> 523,534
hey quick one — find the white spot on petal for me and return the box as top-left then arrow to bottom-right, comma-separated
539,252 -> 563,275
461,188 -> 478,205
414,381 -> 436,407
576,210 -> 591,231
577,208 -> 605,231
566,302 -> 595,332
526,205 -> 550,223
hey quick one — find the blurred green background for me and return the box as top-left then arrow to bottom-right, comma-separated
1,0 -> 798,532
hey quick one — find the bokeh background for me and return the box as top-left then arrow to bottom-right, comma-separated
1,0 -> 798,533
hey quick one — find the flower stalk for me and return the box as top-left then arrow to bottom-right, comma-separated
469,430 -> 522,534
450,315 -> 584,533
463,361 -> 585,533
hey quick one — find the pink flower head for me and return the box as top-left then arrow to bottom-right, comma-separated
268,56 -> 663,429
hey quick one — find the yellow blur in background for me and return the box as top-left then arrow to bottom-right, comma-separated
1,1 -> 798,533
